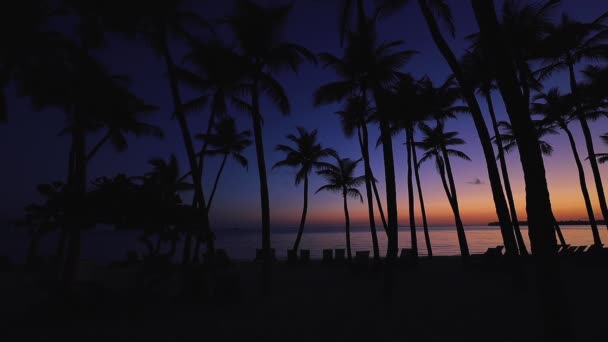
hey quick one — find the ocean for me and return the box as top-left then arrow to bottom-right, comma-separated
2,224 -> 607,263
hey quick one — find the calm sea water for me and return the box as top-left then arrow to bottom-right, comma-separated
2,224 -> 608,263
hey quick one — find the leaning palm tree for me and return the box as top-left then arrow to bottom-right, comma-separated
417,122 -> 470,258
377,0 -> 520,255
316,155 -> 365,261
197,116 -> 252,210
460,48 -> 529,256
225,0 -> 316,289
536,11 -> 608,232
532,89 -> 603,245
273,127 -> 334,253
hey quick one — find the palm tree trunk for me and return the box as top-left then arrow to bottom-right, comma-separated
470,0 -> 557,256
567,64 -> 608,230
26,229 -> 40,268
372,89 -> 399,260
418,0 -> 518,256
485,93 -> 528,255
437,159 -> 469,258
293,174 -> 309,252
64,122 -> 86,287
190,110 -> 218,263
358,125 -> 380,259
440,148 -> 470,258
160,36 -> 214,263
56,227 -> 67,262
86,130 -> 112,162
207,154 -> 228,210
251,81 -> 272,292
343,191 -> 352,261
411,134 -> 432,257
406,127 -> 418,257
562,124 -> 602,245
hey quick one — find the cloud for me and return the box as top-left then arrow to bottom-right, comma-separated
466,178 -> 484,185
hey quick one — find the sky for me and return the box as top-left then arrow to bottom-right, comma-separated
1,0 -> 607,229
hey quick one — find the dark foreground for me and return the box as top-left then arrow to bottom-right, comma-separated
1,257 -> 606,341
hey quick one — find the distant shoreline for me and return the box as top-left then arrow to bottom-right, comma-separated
488,220 -> 606,226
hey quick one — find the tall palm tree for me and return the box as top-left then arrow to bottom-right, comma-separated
316,155 -> 365,261
536,11 -> 608,234
496,120 -> 569,248
226,0 -> 316,288
335,96 -> 385,259
273,127 -> 334,253
461,48 -> 529,256
378,0 -> 520,255
532,89 -> 603,245
197,117 -> 252,210
469,0 -> 559,255
315,11 -> 417,260
388,76 -> 428,258
417,122 -> 470,258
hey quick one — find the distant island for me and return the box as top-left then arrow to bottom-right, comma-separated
488,220 -> 606,226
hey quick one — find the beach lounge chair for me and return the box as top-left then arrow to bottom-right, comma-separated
216,249 -> 231,265
300,249 -> 310,262
287,249 -> 298,264
335,249 -> 346,262
322,249 -> 333,263
574,245 -> 587,255
255,248 -> 276,262
355,251 -> 370,264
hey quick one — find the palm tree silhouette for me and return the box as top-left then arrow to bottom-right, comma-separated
469,0 -> 561,255
536,11 -> 608,235
315,9 -> 417,260
417,122 -> 470,258
273,128 -> 334,253
334,96 -> 385,259
378,0 -> 520,255
316,155 -> 365,261
86,84 -> 162,162
461,48 -> 529,256
532,89 -> 603,245
495,120 -> 569,248
388,76 -> 429,258
226,0 -> 316,288
197,117 -> 252,211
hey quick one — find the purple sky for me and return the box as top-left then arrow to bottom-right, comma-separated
1,0 -> 607,229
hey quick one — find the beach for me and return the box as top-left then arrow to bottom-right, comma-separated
2,256 -> 607,341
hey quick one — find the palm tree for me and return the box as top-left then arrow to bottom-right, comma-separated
197,117 -> 252,210
532,89 -> 603,245
536,11 -> 608,234
417,122 -> 470,258
316,155 -> 365,261
273,127 -> 334,253
461,48 -> 529,256
469,0 -> 560,256
388,76 -> 428,258
226,0 -> 316,288
86,84 -> 162,162
378,0 -> 520,255
335,96 -> 385,259
496,120 -> 569,248
315,10 -> 417,260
